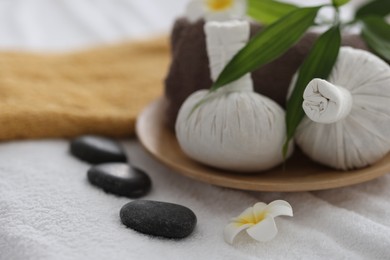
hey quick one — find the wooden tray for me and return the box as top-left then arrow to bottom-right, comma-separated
136,98 -> 390,192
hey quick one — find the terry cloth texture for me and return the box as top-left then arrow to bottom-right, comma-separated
0,38 -> 168,141
1,139 -> 390,260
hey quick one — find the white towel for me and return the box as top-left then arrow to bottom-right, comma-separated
1,139 -> 390,260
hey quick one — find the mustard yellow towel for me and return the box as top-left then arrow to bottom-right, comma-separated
0,38 -> 169,141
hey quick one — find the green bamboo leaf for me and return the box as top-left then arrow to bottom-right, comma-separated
332,0 -> 350,7
283,26 -> 341,156
361,16 -> 390,61
356,0 -> 390,19
247,0 -> 298,25
211,6 -> 322,92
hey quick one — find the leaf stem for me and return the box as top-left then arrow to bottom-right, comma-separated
333,6 -> 341,26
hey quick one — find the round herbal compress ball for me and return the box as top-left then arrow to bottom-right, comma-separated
175,20 -> 293,172
293,47 -> 390,170
176,88 -> 292,172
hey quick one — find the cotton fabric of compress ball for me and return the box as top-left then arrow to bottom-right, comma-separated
294,47 -> 390,170
176,88 -> 291,172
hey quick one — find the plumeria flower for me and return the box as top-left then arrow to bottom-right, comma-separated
186,0 -> 247,23
224,200 -> 293,244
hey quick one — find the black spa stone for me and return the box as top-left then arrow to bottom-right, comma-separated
120,200 -> 197,239
70,135 -> 127,164
87,163 -> 151,198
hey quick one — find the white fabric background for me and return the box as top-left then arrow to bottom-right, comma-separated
0,1 -> 389,260
0,0 -> 189,51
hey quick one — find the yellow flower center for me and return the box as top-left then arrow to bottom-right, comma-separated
254,211 -> 266,223
205,0 -> 234,12
236,211 -> 267,226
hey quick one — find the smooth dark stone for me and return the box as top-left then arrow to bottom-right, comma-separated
120,200 -> 197,239
88,163 -> 151,198
70,135 -> 127,164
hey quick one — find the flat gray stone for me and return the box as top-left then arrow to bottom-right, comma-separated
70,135 -> 127,164
120,200 -> 197,239
88,163 -> 151,198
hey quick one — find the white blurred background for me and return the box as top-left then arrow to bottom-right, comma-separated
0,0 -> 373,51
0,0 -> 189,51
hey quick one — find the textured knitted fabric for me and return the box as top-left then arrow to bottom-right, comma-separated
0,38 -> 168,141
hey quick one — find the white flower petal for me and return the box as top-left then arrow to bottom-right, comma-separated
186,0 -> 205,23
252,202 -> 267,222
265,200 -> 293,218
204,10 -> 230,22
246,217 -> 278,242
224,223 -> 253,244
231,0 -> 247,19
233,206 -> 254,223
253,202 -> 267,212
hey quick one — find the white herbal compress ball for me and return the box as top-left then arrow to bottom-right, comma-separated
175,20 -> 293,172
292,47 -> 390,170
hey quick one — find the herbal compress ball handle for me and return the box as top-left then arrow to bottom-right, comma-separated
205,20 -> 253,92
303,78 -> 353,124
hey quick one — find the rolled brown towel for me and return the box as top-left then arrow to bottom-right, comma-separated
164,18 -> 368,131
